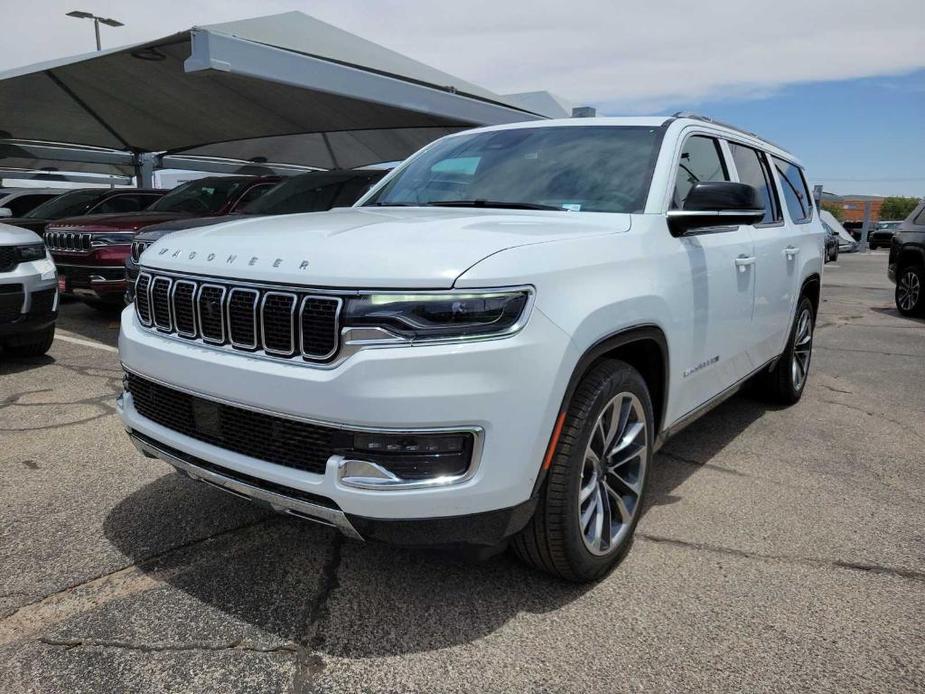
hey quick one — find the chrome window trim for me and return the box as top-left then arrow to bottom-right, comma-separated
150,276 -> 173,332
226,287 -> 259,350
260,291 -> 298,356
196,283 -> 227,345
171,279 -> 198,338
299,295 -> 343,361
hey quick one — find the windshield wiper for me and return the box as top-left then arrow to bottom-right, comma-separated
425,199 -> 564,211
372,201 -> 416,207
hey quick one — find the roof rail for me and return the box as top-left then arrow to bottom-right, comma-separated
671,112 -> 792,156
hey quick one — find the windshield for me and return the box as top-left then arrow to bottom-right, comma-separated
150,179 -> 252,214
246,172 -> 384,215
364,126 -> 663,214
25,190 -> 103,219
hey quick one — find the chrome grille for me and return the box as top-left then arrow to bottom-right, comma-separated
135,274 -> 152,325
46,231 -> 92,252
130,241 -> 151,263
136,271 -> 342,363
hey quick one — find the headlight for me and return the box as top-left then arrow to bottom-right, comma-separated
90,232 -> 135,247
343,289 -> 532,341
16,244 -> 47,261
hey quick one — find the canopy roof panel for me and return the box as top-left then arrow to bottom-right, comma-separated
0,11 -> 542,170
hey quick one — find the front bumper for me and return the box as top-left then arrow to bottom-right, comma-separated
0,258 -> 58,337
118,304 -> 576,532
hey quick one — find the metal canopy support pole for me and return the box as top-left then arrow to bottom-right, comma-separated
183,29 -> 541,127
859,201 -> 872,251
134,152 -> 158,188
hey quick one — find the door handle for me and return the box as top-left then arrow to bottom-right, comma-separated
784,246 -> 800,259
735,255 -> 756,272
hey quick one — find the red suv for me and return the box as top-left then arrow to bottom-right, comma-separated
46,176 -> 279,307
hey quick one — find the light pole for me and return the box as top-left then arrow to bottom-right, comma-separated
66,10 -> 124,51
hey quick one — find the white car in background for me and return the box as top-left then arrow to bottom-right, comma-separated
118,115 -> 824,581
0,222 -> 58,356
820,210 -> 859,253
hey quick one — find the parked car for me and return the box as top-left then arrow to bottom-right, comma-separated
0,222 -> 58,356
46,176 -> 278,307
869,220 -> 903,250
820,210 -> 858,253
887,200 -> 925,316
2,188 -> 165,236
124,169 -> 387,301
118,116 -> 824,582
0,188 -> 65,219
823,224 -> 838,262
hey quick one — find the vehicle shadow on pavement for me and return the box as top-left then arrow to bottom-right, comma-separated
101,394 -> 772,658
869,305 -> 925,324
0,354 -> 55,375
648,392 -> 775,510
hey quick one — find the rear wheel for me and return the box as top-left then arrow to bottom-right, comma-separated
513,360 -> 653,582
755,296 -> 814,405
4,326 -> 55,357
895,265 -> 924,317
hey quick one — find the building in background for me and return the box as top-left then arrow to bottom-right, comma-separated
822,192 -> 885,222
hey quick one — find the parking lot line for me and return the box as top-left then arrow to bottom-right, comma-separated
55,331 -> 119,354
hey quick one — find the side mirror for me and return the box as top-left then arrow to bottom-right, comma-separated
0,207 -> 12,218
667,182 -> 765,237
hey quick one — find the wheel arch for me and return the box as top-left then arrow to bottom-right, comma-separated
800,273 -> 821,318
896,244 -> 925,272
532,325 -> 670,497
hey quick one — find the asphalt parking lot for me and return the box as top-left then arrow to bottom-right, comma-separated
0,252 -> 922,693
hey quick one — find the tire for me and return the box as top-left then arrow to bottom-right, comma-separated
832,246 -> 838,263
4,326 -> 55,357
513,359 -> 653,582
869,243 -> 878,251
755,296 -> 814,405
895,265 -> 924,317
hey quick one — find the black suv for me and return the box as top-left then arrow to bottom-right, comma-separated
888,200 -> 925,316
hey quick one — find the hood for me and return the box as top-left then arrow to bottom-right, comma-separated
135,214 -> 244,240
0,218 -> 49,234
0,222 -> 43,245
48,211 -> 191,231
142,206 -> 629,288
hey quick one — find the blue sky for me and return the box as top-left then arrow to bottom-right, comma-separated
647,70 -> 925,198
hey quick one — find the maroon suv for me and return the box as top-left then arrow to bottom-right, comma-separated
46,176 -> 279,307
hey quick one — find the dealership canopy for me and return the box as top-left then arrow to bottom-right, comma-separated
0,11 -> 551,180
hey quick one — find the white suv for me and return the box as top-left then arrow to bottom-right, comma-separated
118,116 -> 823,581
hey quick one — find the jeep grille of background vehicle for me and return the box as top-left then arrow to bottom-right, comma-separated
45,231 -> 92,252
130,241 -> 151,263
135,272 -> 342,362
125,372 -> 335,474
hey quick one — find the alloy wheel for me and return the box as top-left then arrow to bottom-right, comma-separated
791,307 -> 813,391
897,270 -> 920,312
578,392 -> 647,556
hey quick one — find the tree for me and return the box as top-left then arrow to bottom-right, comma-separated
821,201 -> 845,222
880,196 -> 921,221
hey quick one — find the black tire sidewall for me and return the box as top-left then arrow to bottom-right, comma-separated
554,362 -> 654,579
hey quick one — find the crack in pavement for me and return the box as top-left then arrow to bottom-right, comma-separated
815,345 -> 922,358
639,534 -> 925,583
0,518 -> 271,648
292,534 -> 343,694
39,636 -> 298,655
657,451 -> 749,478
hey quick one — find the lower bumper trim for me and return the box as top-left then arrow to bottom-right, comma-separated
128,431 -> 364,541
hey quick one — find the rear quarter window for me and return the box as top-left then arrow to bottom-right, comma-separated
772,156 -> 813,224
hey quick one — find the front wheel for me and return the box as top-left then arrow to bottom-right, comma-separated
513,360 -> 653,582
895,265 -> 924,317
3,326 -> 55,357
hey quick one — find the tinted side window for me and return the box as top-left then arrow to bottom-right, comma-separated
729,144 -> 781,225
772,157 -> 813,223
913,205 -> 925,226
4,194 -> 55,217
673,136 -> 728,208
233,184 -> 274,211
93,195 -> 148,214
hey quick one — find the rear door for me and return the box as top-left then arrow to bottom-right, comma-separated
727,143 -> 796,366
669,133 -> 757,416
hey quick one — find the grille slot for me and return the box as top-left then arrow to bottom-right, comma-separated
261,292 -> 297,355
136,272 -> 342,363
0,284 -> 24,323
30,288 -> 56,314
301,297 -> 341,359
227,288 -> 259,349
135,274 -> 152,325
0,247 -> 15,272
197,285 -> 226,344
172,280 -> 197,337
127,373 -> 335,474
150,276 -> 172,331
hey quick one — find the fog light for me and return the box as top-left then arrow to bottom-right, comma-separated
344,432 -> 473,483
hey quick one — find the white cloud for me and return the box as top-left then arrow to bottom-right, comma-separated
2,0 -> 924,111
